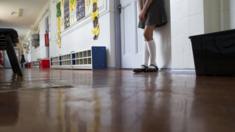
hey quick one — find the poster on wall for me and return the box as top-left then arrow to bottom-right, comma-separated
76,0 -> 85,21
64,0 -> 70,29
70,0 -> 77,25
56,1 -> 62,48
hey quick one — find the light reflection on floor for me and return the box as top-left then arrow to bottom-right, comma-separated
0,69 -> 235,132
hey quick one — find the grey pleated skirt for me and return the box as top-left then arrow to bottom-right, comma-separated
138,0 -> 168,29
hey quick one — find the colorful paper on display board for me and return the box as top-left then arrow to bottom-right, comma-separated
56,1 -> 62,48
56,2 -> 61,17
70,0 -> 77,25
85,0 -> 92,16
91,0 -> 100,40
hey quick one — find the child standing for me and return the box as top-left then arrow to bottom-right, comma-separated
134,0 -> 167,73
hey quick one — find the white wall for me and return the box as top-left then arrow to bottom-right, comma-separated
220,0 -> 235,30
204,0 -> 221,33
31,0 -> 235,69
230,0 -> 235,28
49,0 -> 116,67
170,0 -> 204,69
49,0 -> 60,59
138,0 -> 205,69
31,14 -> 49,61
60,13 -> 115,67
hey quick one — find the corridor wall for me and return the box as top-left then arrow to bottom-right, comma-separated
136,0 -> 205,69
220,0 -> 235,30
31,0 -> 235,69
49,0 -> 117,67
169,0 -> 235,69
30,13 -> 49,62
169,0 -> 204,69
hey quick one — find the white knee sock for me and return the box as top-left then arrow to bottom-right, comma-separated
144,42 -> 150,66
147,40 -> 156,65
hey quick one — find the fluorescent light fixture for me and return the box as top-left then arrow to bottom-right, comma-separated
11,8 -> 24,17
18,8 -> 24,17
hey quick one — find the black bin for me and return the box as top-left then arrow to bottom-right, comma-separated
189,29 -> 235,76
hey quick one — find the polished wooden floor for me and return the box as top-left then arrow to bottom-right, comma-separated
0,69 -> 235,132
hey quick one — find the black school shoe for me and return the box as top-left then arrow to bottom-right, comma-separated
146,64 -> 159,72
133,65 -> 148,73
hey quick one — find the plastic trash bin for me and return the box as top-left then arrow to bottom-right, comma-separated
40,58 -> 50,69
189,29 -> 235,76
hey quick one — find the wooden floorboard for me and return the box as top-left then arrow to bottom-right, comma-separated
0,69 -> 235,132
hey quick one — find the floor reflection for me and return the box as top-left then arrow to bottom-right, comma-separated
0,92 -> 19,126
0,69 -> 235,132
0,74 -> 21,127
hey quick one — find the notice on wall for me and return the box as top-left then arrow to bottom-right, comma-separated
76,0 -> 85,21
64,0 -> 70,29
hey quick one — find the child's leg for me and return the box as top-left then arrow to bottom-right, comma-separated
144,41 -> 150,66
148,40 -> 156,65
144,26 -> 156,66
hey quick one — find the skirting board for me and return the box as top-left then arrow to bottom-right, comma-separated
51,65 -> 92,70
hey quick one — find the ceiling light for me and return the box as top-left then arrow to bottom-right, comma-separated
10,8 -> 24,17
18,8 -> 24,17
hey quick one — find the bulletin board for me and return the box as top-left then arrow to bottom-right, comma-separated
63,0 -> 106,29
56,0 -> 106,47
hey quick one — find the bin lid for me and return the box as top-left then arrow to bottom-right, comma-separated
189,29 -> 235,39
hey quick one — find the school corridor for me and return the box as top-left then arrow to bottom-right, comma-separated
1,0 -> 235,132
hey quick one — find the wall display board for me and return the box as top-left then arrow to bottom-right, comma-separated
56,0 -> 106,42
58,0 -> 105,29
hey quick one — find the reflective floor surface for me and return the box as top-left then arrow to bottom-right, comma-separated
0,69 -> 235,132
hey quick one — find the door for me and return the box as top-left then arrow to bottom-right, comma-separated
120,0 -> 142,68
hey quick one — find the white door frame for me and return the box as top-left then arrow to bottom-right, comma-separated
114,0 -> 122,68
115,0 -> 140,68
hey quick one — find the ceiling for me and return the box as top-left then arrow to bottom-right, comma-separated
0,0 -> 48,36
